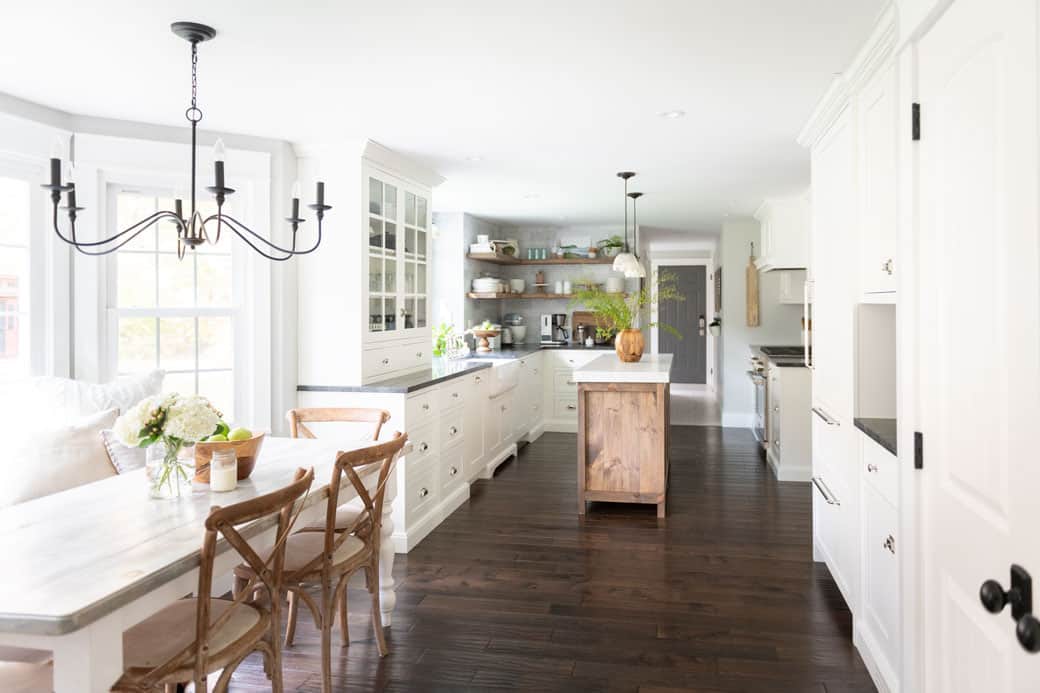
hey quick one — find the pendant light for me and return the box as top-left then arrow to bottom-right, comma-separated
612,171 -> 639,274
626,191 -> 646,279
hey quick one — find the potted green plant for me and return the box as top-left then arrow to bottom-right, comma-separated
570,272 -> 685,362
597,235 -> 625,258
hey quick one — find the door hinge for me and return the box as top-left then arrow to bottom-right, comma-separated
914,431 -> 923,469
912,103 -> 921,141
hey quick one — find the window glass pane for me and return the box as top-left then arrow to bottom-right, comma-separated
405,191 -> 416,226
404,227 -> 415,255
159,317 -> 195,371
0,308 -> 28,379
368,257 -> 383,293
417,196 -> 428,229
0,177 -> 30,246
384,185 -> 397,220
384,297 -> 397,331
417,229 -> 427,259
368,217 -> 382,251
117,317 -> 156,374
404,262 -> 415,294
385,258 -> 396,295
117,253 -> 156,308
116,192 -> 157,252
158,254 -> 196,307
368,297 -> 383,332
198,316 -> 233,370
197,255 -> 232,307
385,222 -> 397,255
417,263 -> 427,294
369,178 -> 382,216
417,297 -> 427,328
404,298 -> 415,330
163,371 -> 196,397
198,370 -> 233,421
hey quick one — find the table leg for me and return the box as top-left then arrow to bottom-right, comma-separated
379,475 -> 398,627
52,614 -> 124,692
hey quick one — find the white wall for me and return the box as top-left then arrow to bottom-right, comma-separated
718,219 -> 802,427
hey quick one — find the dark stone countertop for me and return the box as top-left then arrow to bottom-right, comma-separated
750,345 -> 808,368
854,417 -> 897,456
296,343 -> 615,394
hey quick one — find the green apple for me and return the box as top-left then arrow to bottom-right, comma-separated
206,433 -> 228,442
228,427 -> 252,442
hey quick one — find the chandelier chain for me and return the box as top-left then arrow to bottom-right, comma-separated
186,42 -> 202,123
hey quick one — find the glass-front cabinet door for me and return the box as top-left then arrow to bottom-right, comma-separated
365,167 -> 430,340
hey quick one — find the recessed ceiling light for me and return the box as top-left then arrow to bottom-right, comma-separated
658,110 -> 686,119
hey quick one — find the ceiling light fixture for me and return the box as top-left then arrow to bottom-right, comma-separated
627,191 -> 647,279
612,172 -> 640,276
42,21 -> 331,260
658,110 -> 686,119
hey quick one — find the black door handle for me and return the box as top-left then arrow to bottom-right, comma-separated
980,564 -> 1038,654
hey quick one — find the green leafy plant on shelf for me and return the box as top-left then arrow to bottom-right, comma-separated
597,235 -> 625,258
569,271 -> 686,341
432,322 -> 456,357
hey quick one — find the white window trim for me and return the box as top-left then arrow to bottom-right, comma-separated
73,133 -> 272,429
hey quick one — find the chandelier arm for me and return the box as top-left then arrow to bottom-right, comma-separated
219,223 -> 295,262
206,213 -> 322,256
52,206 -> 182,255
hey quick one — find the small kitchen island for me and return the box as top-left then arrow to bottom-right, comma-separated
573,353 -> 673,517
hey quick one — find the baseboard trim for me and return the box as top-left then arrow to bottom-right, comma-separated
767,449 -> 812,482
481,444 -> 518,479
392,483 -> 471,553
854,620 -> 899,693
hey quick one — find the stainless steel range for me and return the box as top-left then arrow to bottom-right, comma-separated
748,354 -> 768,445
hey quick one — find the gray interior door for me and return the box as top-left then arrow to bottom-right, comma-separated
658,265 -> 706,384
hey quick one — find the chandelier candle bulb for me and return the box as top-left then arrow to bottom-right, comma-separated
213,138 -> 225,161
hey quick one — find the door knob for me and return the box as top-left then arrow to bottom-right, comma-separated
980,579 -> 1010,614
980,564 -> 1039,654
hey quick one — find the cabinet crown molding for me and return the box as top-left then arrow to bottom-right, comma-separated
797,3 -> 897,148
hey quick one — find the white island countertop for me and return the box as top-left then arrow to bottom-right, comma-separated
572,353 -> 673,384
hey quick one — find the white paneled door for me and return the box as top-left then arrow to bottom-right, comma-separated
918,0 -> 1040,689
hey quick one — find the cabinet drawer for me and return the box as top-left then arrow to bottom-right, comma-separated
440,448 -> 465,494
404,421 -> 437,472
861,431 -> 897,505
862,484 -> 900,666
404,465 -> 438,525
406,388 -> 438,426
362,347 -> 399,379
438,379 -> 467,410
554,397 -> 579,419
441,409 -> 465,449
364,341 -> 431,380
553,369 -> 577,393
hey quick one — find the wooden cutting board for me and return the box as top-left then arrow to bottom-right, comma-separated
746,243 -> 760,327
573,311 -> 612,342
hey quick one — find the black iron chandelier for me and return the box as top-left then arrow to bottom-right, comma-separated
42,21 -> 330,261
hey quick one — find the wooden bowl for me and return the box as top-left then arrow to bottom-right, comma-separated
194,432 -> 266,483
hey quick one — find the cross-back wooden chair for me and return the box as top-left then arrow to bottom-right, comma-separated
111,467 -> 315,693
234,433 -> 407,693
286,407 -> 391,441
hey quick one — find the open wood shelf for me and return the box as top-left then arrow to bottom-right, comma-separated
467,252 -> 616,266
468,292 -> 626,300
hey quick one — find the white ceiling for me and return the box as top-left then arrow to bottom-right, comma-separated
0,0 -> 882,232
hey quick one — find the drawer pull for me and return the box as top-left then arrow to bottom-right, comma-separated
475,375 -> 482,383
773,406 -> 780,412
416,351 -> 423,359
449,426 -> 458,436
452,392 -> 460,399
519,361 -> 526,367
422,403 -> 430,411
867,463 -> 879,473
811,476 -> 840,506
811,407 -> 840,426
882,258 -> 894,275
449,466 -> 458,476
883,535 -> 896,554
418,442 -> 429,453
501,405 -> 507,412
566,404 -> 577,411
419,487 -> 429,498
533,369 -> 539,375
381,358 -> 390,365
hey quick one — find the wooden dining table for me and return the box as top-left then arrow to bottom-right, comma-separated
0,436 -> 401,692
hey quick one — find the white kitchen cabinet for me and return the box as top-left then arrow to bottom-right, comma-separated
516,352 -> 544,441
754,191 -> 811,271
858,61 -> 899,298
765,364 -> 812,481
542,349 -> 602,432
777,269 -> 808,305
463,370 -> 487,480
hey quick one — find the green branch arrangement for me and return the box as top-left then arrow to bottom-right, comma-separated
569,272 -> 686,341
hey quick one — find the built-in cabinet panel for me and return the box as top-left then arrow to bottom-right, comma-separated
859,62 -> 899,297
754,191 -> 811,271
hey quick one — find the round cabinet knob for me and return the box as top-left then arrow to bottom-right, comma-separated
883,535 -> 896,554
419,487 -> 429,498
416,352 -> 423,359
533,369 -> 539,375
419,442 -> 429,452
452,392 -> 459,399
882,258 -> 894,275
449,466 -> 458,476
1017,614 -> 1040,653
475,376 -> 482,383
773,406 -> 780,412
501,405 -> 507,412
520,362 -> 526,368
867,464 -> 879,473
422,403 -> 430,411
382,358 -> 390,365
980,579 -> 1009,614
449,426 -> 458,436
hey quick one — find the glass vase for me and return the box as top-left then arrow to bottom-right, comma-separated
146,439 -> 194,499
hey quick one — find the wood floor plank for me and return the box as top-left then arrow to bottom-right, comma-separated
231,426 -> 876,692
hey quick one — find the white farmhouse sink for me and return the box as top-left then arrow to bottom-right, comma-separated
466,358 -> 519,397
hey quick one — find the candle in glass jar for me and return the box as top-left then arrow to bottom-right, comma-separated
210,449 -> 238,492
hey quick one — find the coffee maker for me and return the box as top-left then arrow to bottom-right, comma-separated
540,313 -> 569,345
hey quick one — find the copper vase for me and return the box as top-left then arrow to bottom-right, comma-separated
615,328 -> 645,362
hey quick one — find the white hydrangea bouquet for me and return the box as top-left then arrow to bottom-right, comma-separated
115,393 -> 225,498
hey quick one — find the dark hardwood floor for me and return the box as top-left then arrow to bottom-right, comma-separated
233,426 -> 876,692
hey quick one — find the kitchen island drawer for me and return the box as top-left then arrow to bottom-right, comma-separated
553,370 -> 578,393
554,397 -> 579,419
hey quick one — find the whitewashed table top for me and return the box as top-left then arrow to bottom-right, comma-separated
572,353 -> 674,383
0,436 -> 387,636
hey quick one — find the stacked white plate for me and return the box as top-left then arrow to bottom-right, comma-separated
472,277 -> 503,293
